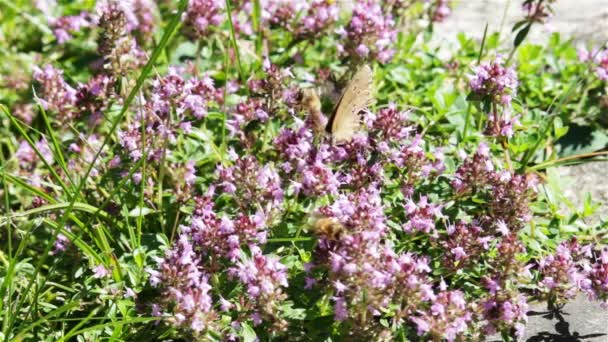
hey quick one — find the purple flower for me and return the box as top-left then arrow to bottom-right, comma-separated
51,227 -> 71,255
216,155 -> 284,211
402,196 -> 443,235
333,296 -> 348,321
468,56 -> 518,106
579,47 -> 608,81
522,0 -> 556,23
93,264 -> 111,278
33,65 -> 77,121
184,161 -> 197,186
485,111 -> 521,138
411,289 -> 471,341
297,0 -> 339,38
430,0 -> 452,23
182,0 -> 224,39
96,2 -> 148,74
49,12 -> 91,44
340,1 -> 397,63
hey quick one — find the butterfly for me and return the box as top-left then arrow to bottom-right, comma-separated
325,64 -> 374,143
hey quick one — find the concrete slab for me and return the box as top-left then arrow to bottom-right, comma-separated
556,162 -> 608,225
525,295 -> 608,341
434,0 -> 608,45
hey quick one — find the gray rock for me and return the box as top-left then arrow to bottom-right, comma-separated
434,0 -> 608,45
556,162 -> 608,225
524,295 -> 608,341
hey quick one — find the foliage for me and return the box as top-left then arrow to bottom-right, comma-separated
0,0 -> 607,341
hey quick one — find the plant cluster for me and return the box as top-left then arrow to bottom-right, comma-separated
0,0 -> 607,341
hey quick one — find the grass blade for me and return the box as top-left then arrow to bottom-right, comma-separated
37,103 -> 75,187
58,317 -> 159,342
225,0 -> 245,83
2,105 -> 71,196
14,301 -> 81,340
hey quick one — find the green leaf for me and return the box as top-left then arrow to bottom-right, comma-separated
552,117 -> 568,139
582,192 -> 599,217
241,322 -> 257,342
511,20 -> 528,32
514,23 -> 532,48
280,302 -> 306,320
128,207 -> 154,217
466,92 -> 484,102
388,67 -> 410,85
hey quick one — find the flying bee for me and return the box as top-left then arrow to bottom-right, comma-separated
311,217 -> 345,241
299,88 -> 327,135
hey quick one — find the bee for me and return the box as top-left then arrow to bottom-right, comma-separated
299,88 -> 327,135
311,217 -> 345,241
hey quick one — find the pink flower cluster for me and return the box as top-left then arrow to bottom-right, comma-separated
371,106 -> 444,194
263,0 -> 339,38
217,154 -> 284,212
403,196 -> 443,235
47,0 -> 158,46
309,187 -> 473,341
338,0 -> 397,63
229,245 -> 289,328
411,286 -> 471,341
33,65 -> 77,121
578,46 -> 608,81
117,67 -> 220,162
275,123 -> 341,196
477,233 -> 532,337
149,186 -> 289,334
469,56 -> 519,106
182,0 -> 224,39
15,138 -> 53,171
536,238 -> 608,308
428,0 -> 452,23
452,144 -> 537,229
522,0 -> 556,24
148,234 -> 220,333
485,110 -> 521,138
50,12 -> 91,44
440,221 -> 490,271
298,0 -> 340,38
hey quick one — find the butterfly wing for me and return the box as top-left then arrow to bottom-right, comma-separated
327,65 -> 374,142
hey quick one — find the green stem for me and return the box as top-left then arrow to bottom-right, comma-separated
530,151 -> 608,170
137,93 -> 147,245
225,0 -> 245,84
462,102 -> 473,142
194,39 -> 204,73
267,237 -> 313,243
519,78 -> 580,170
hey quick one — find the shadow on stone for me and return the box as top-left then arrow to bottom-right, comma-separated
526,307 -> 607,342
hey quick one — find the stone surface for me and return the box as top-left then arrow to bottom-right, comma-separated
556,162 -> 608,224
434,0 -> 608,45
524,295 -> 608,341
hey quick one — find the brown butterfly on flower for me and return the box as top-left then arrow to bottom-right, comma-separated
299,65 -> 375,142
